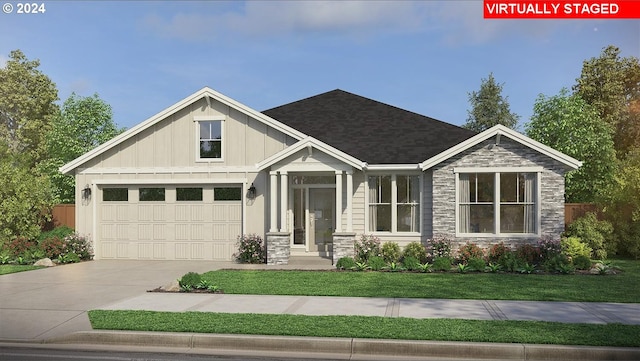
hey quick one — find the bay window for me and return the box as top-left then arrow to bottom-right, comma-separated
458,171 -> 538,235
368,174 -> 420,233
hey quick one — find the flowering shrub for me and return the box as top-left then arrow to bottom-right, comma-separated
234,234 -> 265,263
40,237 -> 66,259
354,235 -> 381,262
428,234 -> 452,258
63,233 -> 93,261
487,242 -> 511,263
515,243 -> 541,265
538,236 -> 562,262
2,237 -> 37,258
456,242 -> 484,264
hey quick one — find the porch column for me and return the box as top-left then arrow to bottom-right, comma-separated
269,171 -> 278,232
346,170 -> 353,232
280,171 -> 288,232
335,170 -> 343,232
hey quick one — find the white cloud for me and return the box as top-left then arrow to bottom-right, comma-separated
140,1 -> 577,45
0,54 -> 8,68
141,1 -> 431,41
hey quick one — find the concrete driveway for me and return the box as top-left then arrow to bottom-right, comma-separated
0,260 -> 227,341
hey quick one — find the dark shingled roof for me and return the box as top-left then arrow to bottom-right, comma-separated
262,89 -> 477,164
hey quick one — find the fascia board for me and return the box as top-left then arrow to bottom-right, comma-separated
420,125 -> 583,171
256,137 -> 365,171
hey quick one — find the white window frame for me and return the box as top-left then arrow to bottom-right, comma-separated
365,173 -> 422,235
194,115 -> 225,162
454,167 -> 542,237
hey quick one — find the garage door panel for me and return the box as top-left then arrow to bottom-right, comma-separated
98,185 -> 242,260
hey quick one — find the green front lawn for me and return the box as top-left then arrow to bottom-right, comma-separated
88,310 -> 640,347
201,259 -> 640,303
89,260 -> 640,346
0,265 -> 41,275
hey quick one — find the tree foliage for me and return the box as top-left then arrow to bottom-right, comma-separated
526,89 -> 617,203
0,49 -> 59,167
599,148 -> 640,258
40,93 -> 124,203
464,72 -> 520,132
574,45 -> 640,159
0,144 -> 54,243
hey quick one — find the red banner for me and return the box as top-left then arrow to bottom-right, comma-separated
484,1 -> 640,18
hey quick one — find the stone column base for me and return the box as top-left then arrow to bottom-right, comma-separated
332,232 -> 356,265
266,232 -> 291,265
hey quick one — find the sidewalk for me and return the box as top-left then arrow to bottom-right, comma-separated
97,293 -> 640,325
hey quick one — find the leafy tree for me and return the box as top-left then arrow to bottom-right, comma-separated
599,148 -> 640,258
0,141 -> 54,243
0,49 -> 59,167
463,72 -> 520,132
574,45 -> 640,158
526,89 -> 617,203
40,93 -> 124,203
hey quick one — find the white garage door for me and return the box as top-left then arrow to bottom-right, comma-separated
97,185 -> 242,260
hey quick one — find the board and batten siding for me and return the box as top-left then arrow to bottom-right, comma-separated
81,97 -> 295,170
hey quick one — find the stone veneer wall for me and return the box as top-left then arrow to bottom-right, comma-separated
333,232 -> 356,265
266,232 -> 291,265
432,137 -> 568,250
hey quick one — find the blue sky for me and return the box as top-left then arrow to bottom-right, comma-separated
1,1 -> 638,130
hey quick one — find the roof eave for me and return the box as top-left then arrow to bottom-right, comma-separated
419,125 -> 583,171
256,137 -> 366,171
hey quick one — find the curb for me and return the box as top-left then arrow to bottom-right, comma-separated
41,331 -> 640,361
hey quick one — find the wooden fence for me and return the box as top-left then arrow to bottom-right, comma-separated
564,203 -> 599,229
45,204 -> 75,230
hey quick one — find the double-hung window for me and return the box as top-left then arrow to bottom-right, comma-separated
196,116 -> 224,160
458,170 -> 538,235
368,174 -> 420,233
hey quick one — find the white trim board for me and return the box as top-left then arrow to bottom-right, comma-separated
420,125 -> 582,171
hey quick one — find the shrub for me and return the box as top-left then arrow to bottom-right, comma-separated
499,252 -> 522,273
381,242 -> 401,263
402,256 -> 420,271
368,256 -> 386,271
2,237 -> 36,258
234,234 -> 265,264
354,235 -> 381,263
542,254 -> 571,273
38,226 -> 74,242
538,236 -> 562,262
487,242 -> 511,264
178,272 -> 202,291
573,254 -> 592,270
429,234 -> 452,258
40,237 -> 66,259
515,244 -> 541,265
432,256 -> 453,271
335,257 -> 355,270
467,257 -> 486,272
456,242 -> 484,264
561,236 -> 593,260
402,242 -> 428,263
63,233 -> 93,261
565,212 -> 613,260
59,252 -> 80,264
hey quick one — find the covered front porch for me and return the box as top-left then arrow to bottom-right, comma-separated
256,137 -> 365,265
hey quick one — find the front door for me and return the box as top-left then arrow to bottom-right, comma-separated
309,188 -> 335,254
292,187 -> 335,254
